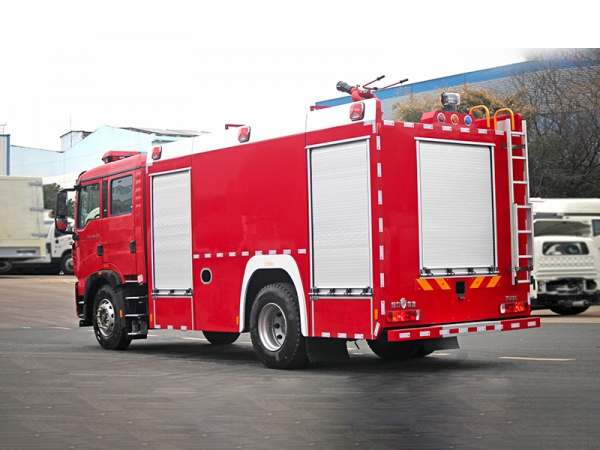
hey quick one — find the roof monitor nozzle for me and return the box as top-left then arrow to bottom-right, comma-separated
441,92 -> 460,111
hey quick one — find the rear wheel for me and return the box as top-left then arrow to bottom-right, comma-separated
367,337 -> 430,360
203,331 -> 240,345
549,305 -> 589,315
93,285 -> 131,350
250,283 -> 308,369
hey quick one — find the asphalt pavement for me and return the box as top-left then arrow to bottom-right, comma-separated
1,275 -> 599,449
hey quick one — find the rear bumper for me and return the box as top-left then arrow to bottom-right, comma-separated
387,317 -> 541,342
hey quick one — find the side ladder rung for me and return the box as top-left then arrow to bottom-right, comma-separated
518,254 -> 533,259
513,180 -> 527,185
518,230 -> 532,234
511,155 -> 526,160
516,279 -> 531,285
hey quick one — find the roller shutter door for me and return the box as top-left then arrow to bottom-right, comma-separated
418,141 -> 496,275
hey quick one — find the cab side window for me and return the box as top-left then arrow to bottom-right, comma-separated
111,175 -> 133,216
77,183 -> 101,229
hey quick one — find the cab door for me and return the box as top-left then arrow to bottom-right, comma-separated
75,181 -> 103,279
103,171 -> 137,277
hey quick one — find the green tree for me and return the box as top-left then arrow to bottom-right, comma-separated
43,183 -> 62,215
512,49 -> 600,197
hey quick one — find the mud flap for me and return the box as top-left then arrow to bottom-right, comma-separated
306,337 -> 349,363
422,337 -> 460,352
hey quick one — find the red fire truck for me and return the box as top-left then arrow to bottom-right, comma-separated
55,79 -> 540,369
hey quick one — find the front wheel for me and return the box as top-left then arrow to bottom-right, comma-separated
60,252 -> 74,275
0,261 -> 13,274
203,331 -> 240,345
250,283 -> 308,369
93,285 -> 131,350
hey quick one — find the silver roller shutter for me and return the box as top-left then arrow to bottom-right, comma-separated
152,170 -> 193,292
418,141 -> 496,274
310,139 -> 372,289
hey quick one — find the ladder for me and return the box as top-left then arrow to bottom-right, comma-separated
499,118 -> 533,285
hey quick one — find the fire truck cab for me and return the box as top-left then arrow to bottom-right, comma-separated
56,81 -> 540,369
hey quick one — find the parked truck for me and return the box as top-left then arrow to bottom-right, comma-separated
3,215 -> 74,275
0,176 -> 47,273
55,80 -> 540,369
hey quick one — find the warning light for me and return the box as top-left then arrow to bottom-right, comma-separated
238,126 -> 251,143
387,309 -> 420,323
151,146 -> 162,161
464,115 -> 473,126
437,112 -> 446,124
500,301 -> 528,314
451,114 -> 459,125
349,102 -> 365,121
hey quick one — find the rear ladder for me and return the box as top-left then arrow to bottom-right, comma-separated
499,119 -> 533,285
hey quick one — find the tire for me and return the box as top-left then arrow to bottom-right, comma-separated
0,261 -> 13,274
367,337 -> 429,360
60,252 -> 74,275
203,331 -> 240,345
92,285 -> 131,350
549,305 -> 590,315
250,283 -> 308,369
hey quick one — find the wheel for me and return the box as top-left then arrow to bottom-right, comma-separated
549,305 -> 589,315
367,337 -> 429,360
203,331 -> 240,345
250,283 -> 308,369
0,261 -> 13,274
93,285 -> 131,350
60,252 -> 74,275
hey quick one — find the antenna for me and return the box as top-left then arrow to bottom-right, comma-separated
0,124 -> 6,134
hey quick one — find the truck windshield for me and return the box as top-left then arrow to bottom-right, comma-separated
77,183 -> 101,229
542,242 -> 589,256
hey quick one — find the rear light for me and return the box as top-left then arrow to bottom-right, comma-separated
387,309 -> 420,323
500,301 -> 528,314
349,102 -> 365,121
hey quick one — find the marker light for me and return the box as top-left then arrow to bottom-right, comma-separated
387,309 -> 421,323
500,301 -> 528,314
238,126 -> 251,143
151,146 -> 162,161
350,102 -> 365,121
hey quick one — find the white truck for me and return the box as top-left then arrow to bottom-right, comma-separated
0,176 -> 47,272
531,217 -> 600,315
1,217 -> 74,275
531,198 -> 600,252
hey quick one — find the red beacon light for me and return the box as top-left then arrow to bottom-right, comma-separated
101,150 -> 141,164
151,146 -> 162,161
349,102 -> 365,121
238,126 -> 251,143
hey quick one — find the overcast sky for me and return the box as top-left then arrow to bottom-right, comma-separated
0,1 -> 595,151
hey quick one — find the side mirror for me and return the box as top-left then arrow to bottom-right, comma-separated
55,190 -> 69,217
55,188 -> 76,236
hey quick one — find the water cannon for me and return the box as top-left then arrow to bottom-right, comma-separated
337,76 -> 409,102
